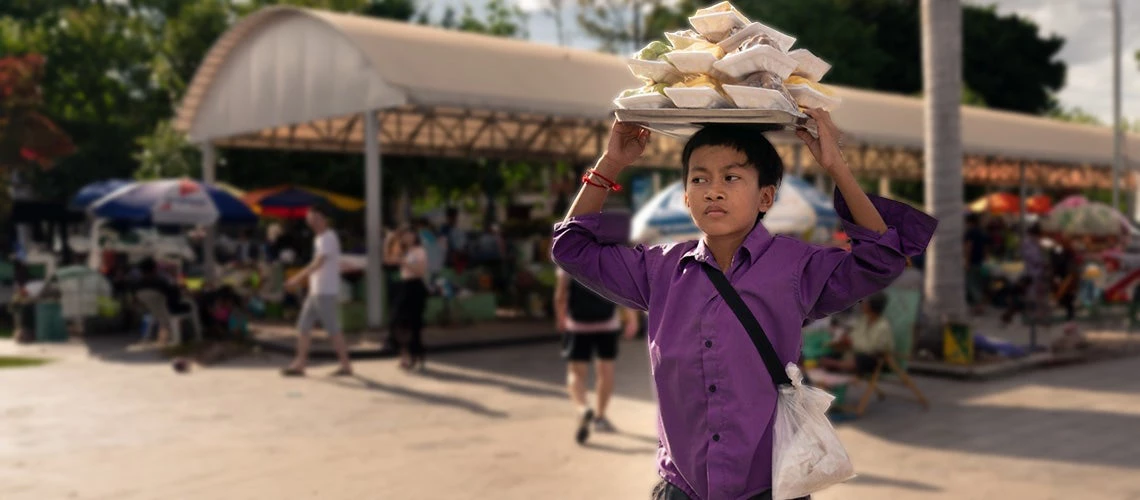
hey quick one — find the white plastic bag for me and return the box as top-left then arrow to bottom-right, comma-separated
772,363 -> 856,500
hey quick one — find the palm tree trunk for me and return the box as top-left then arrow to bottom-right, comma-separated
922,0 -> 967,323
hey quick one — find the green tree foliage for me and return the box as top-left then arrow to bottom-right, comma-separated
458,0 -> 528,37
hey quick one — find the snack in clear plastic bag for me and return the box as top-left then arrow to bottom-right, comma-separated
788,49 -> 832,81
720,22 -> 796,54
665,75 -> 731,108
614,81 -> 674,109
694,1 -> 751,24
724,71 -> 797,112
714,43 -> 798,80
785,76 -> 841,110
627,58 -> 683,84
635,40 -> 673,61
772,363 -> 856,500
665,41 -> 726,74
665,29 -> 706,50
689,11 -> 748,43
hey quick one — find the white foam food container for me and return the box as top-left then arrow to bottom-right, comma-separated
722,85 -> 798,113
788,49 -> 831,81
614,93 -> 674,110
664,51 -> 719,75
719,22 -> 797,54
787,84 -> 842,111
664,86 -> 732,109
626,58 -> 683,84
665,30 -> 706,50
694,2 -> 751,25
713,44 -> 798,81
689,12 -> 747,43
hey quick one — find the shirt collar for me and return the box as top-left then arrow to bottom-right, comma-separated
680,218 -> 775,268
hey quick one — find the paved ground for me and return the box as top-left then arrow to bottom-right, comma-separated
2,335 -> 1139,500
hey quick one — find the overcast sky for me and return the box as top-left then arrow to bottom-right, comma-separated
420,0 -> 1137,123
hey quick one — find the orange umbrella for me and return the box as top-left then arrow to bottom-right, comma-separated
968,192 -> 1020,215
1026,194 -> 1052,215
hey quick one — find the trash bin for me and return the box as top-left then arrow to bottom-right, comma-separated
35,301 -> 68,342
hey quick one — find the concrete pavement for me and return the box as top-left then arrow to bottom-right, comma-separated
1,336 -> 1138,499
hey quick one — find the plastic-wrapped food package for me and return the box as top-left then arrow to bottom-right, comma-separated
614,82 -> 674,109
738,33 -> 780,52
788,49 -> 832,81
742,71 -> 795,105
665,41 -> 726,74
784,75 -> 842,110
771,363 -> 857,500
665,75 -> 731,108
714,40 -> 798,80
665,29 -> 705,50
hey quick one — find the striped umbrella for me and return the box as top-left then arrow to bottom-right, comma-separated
1042,202 -> 1126,237
242,185 -> 364,219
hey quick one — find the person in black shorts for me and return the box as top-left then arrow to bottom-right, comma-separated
554,268 -> 639,444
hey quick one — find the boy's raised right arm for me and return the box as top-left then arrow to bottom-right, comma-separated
551,121 -> 654,312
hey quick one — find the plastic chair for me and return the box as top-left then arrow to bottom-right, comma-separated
849,287 -> 930,416
136,289 -> 202,345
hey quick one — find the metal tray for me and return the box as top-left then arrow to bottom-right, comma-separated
613,108 -> 816,140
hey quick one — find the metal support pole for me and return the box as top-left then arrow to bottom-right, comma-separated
364,111 -> 385,328
201,143 -> 217,282
1019,161 -> 1037,350
1112,0 -> 1123,212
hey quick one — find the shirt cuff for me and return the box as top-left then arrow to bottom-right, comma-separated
552,212 -> 632,245
834,188 -> 938,257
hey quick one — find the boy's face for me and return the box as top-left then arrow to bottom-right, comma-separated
683,145 -> 776,239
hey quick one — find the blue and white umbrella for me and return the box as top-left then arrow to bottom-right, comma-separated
69,179 -> 132,211
89,178 -> 257,226
631,176 -> 839,245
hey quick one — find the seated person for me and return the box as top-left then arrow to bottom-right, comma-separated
820,292 -> 893,376
134,257 -> 192,315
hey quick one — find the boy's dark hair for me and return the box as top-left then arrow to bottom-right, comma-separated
681,124 -> 784,189
1028,223 -> 1043,237
866,292 -> 888,316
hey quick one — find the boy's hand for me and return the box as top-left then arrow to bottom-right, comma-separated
602,120 -> 650,169
796,108 -> 847,175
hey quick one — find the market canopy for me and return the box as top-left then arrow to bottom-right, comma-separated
175,6 -> 1140,186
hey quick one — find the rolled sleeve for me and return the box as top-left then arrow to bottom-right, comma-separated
798,190 -> 937,321
551,212 -> 652,311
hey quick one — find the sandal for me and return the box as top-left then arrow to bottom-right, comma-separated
280,367 -> 306,377
330,366 -> 354,377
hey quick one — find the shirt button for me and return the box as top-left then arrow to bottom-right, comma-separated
712,433 -> 721,442
705,340 -> 713,348
709,385 -> 717,393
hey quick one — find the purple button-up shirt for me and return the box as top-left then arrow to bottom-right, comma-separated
551,190 -> 936,500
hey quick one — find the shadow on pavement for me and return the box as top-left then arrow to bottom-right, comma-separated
848,473 -> 942,492
580,440 -> 657,456
317,374 -> 510,419
417,365 -> 568,401
849,395 -> 1140,468
430,338 -> 658,403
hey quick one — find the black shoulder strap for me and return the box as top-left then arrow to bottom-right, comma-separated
700,262 -> 792,387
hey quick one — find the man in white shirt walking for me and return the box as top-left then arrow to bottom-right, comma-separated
282,204 -> 353,377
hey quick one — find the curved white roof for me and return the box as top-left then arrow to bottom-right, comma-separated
176,6 -> 1139,170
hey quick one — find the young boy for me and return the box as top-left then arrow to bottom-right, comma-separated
551,109 -> 936,500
